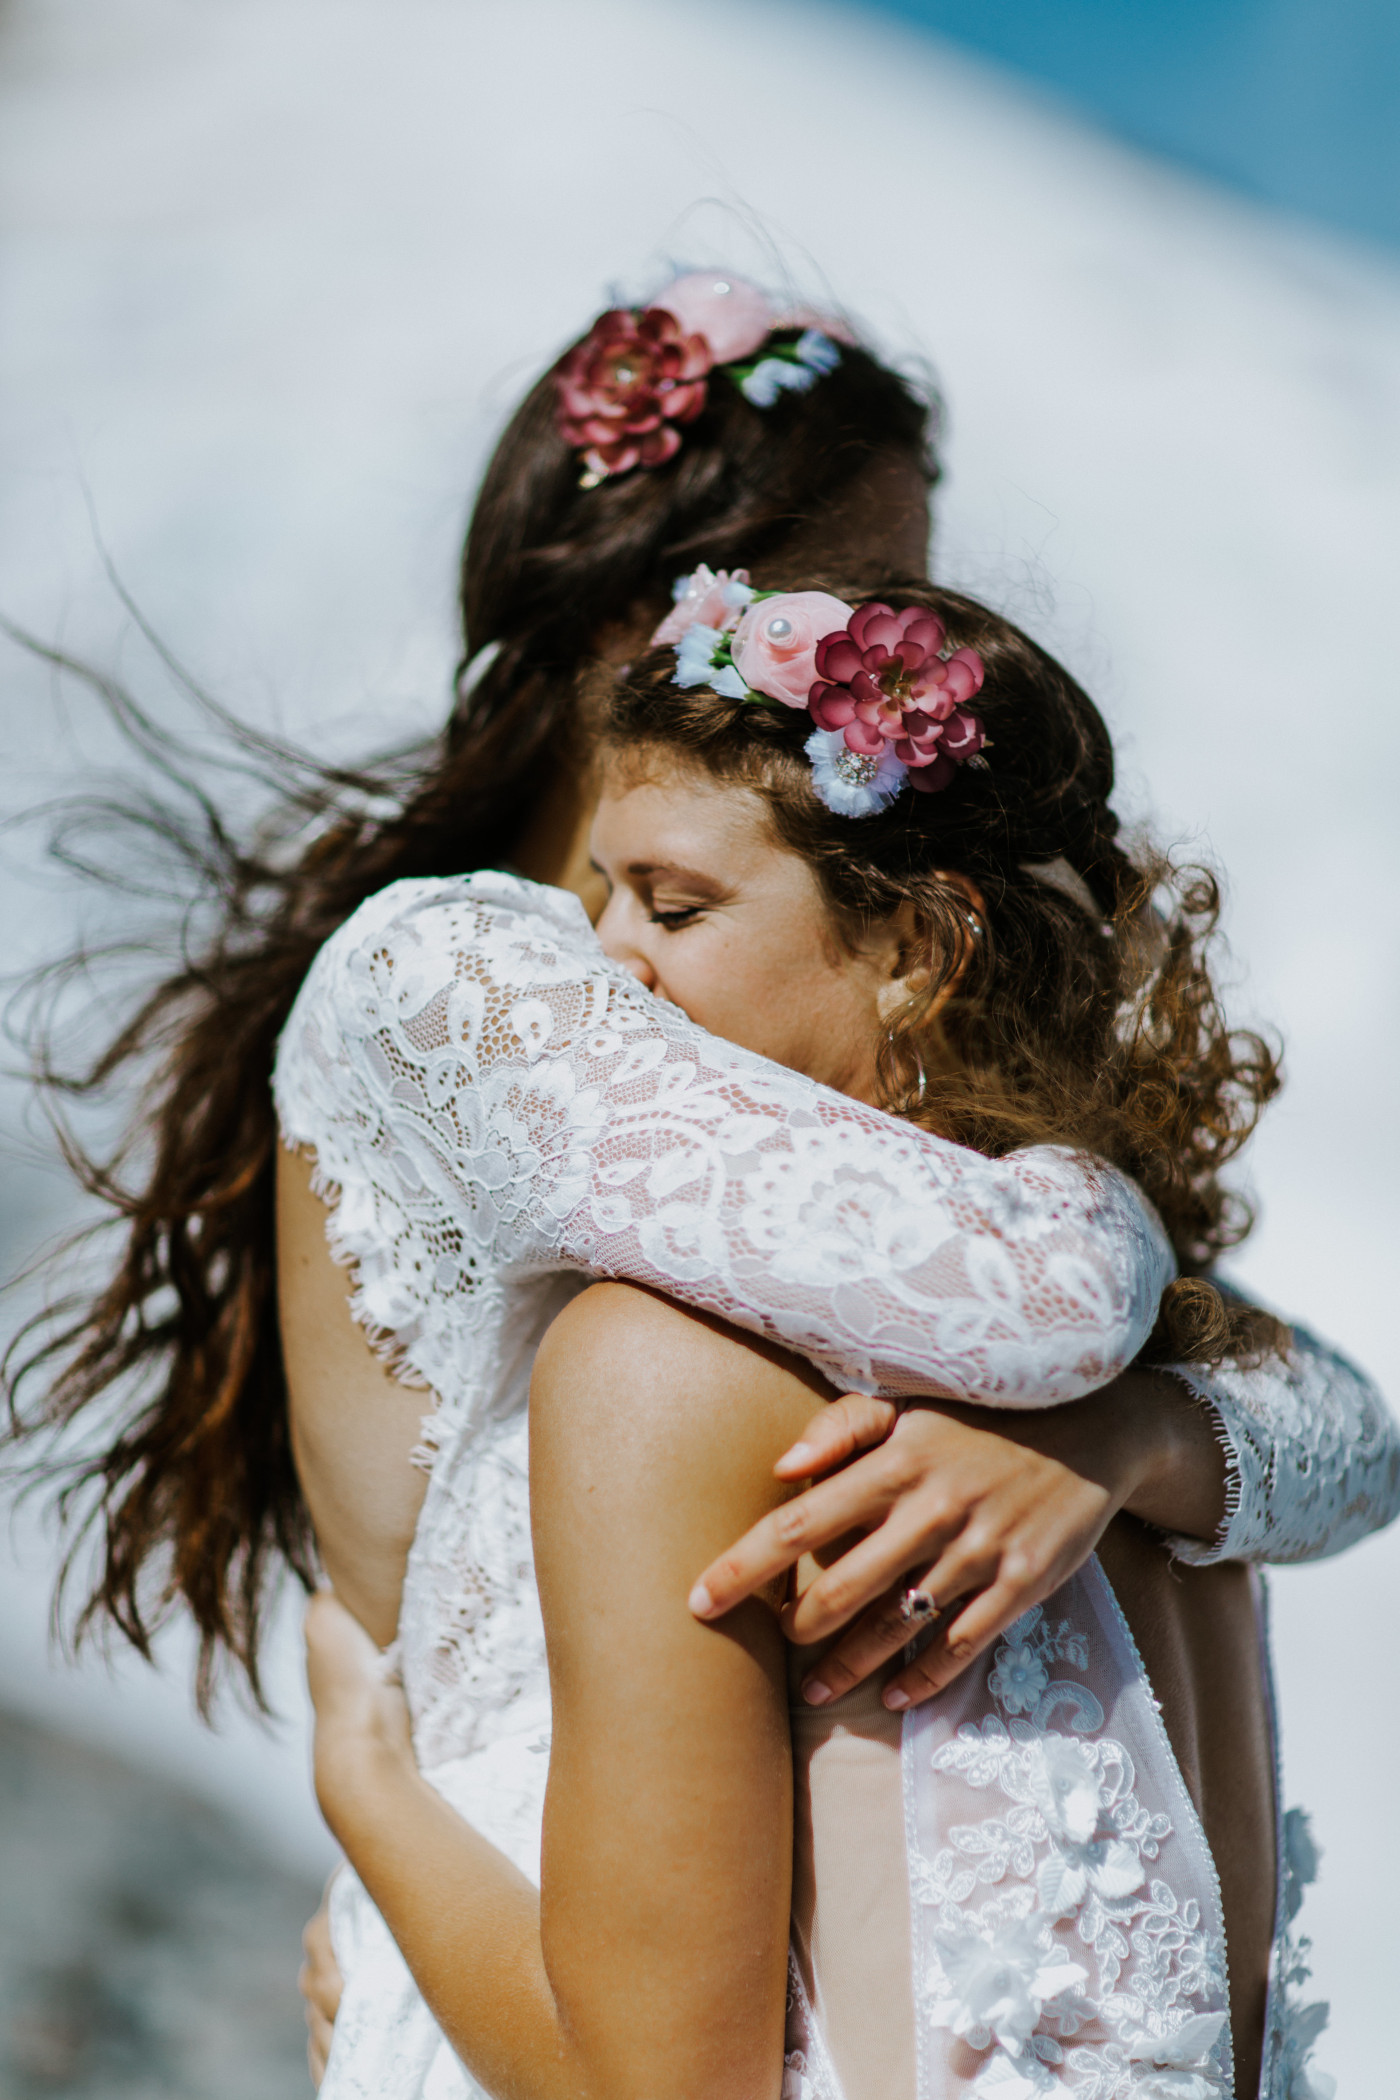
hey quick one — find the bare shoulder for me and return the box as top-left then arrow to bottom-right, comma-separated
530,1282 -> 830,1596
535,1282 -> 829,1450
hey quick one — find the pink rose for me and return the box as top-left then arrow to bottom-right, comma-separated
650,566 -> 753,648
652,272 -> 775,364
808,601 -> 987,787
730,592 -> 855,709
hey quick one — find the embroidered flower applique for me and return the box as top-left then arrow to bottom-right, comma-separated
928,1904 -> 1088,2053
988,1640 -> 1050,1716
916,1599 -> 1229,2097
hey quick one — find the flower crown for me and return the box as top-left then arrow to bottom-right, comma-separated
554,273 -> 844,486
650,569 -> 988,819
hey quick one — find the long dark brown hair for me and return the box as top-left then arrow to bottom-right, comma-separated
603,584 -> 1283,1364
3,303 -> 937,1707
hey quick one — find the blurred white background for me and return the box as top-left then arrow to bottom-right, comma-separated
2,0 -> 1397,2089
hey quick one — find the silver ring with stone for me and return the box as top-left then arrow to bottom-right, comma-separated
897,1586 -> 937,1626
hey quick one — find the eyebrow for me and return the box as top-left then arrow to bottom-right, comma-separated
623,860 -> 728,892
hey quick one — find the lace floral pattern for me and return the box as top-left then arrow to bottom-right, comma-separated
1169,1330 -> 1400,1568
906,1567 -> 1233,2099
270,873 -> 1390,2100
399,1403 -> 556,1772
275,872 -> 1174,1420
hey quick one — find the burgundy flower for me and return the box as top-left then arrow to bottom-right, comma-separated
554,306 -> 713,480
808,602 -> 987,793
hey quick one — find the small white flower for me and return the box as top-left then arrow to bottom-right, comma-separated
805,725 -> 908,818
711,663 -> 750,699
1025,1735 -> 1144,1917
928,1910 -> 1086,2055
1126,2009 -> 1229,2098
672,621 -> 726,687
987,1640 -> 1049,1717
740,354 -> 819,407
795,327 -> 842,374
1028,1735 -> 1101,1845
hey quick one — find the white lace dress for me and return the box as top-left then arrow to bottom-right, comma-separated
274,873 -> 1397,2100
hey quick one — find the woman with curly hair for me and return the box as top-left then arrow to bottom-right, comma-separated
299,573 -> 1378,2100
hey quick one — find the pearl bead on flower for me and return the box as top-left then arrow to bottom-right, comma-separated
766,616 -> 793,639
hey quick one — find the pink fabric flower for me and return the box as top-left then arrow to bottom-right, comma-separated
653,272 -> 775,364
649,566 -> 752,648
554,308 -> 712,479
808,602 -> 987,791
731,591 -> 855,710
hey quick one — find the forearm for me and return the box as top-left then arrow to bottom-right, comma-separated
867,1370 -> 1228,1547
1005,1370 -> 1229,1543
314,1732 -> 573,2100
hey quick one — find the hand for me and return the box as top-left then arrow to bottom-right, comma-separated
304,1589 -> 414,1823
689,1376 -> 1201,1711
299,1882 -> 343,2087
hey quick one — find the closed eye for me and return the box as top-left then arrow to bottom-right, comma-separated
649,905 -> 703,929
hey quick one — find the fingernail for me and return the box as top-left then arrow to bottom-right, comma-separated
802,1680 -> 834,1706
883,1687 -> 911,1711
782,1442 -> 817,1471
688,1583 -> 715,1618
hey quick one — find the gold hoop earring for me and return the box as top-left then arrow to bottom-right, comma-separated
885,1027 -> 928,1108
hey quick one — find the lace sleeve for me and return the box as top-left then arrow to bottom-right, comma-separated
273,872 -> 1174,1412
1163,1324 -> 1400,1565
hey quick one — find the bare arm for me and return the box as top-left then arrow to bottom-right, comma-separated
308,1281 -> 823,2100
278,1146 -> 428,1646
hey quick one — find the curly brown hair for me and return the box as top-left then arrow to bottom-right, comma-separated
603,583 -> 1283,1365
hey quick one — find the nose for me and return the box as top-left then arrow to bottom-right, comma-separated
594,892 -> 658,990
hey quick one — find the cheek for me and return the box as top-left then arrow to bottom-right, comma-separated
655,931 -> 767,1035
681,920 -> 868,1075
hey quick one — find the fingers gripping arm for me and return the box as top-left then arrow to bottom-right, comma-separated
692,1371 -> 1228,1712
694,1315 -> 1400,1712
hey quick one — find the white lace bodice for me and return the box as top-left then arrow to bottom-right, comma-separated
274,873 -> 1385,2100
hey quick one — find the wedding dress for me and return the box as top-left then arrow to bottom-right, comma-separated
275,872 -> 1396,2100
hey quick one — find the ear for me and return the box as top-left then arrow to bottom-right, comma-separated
873,874 -> 987,1026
